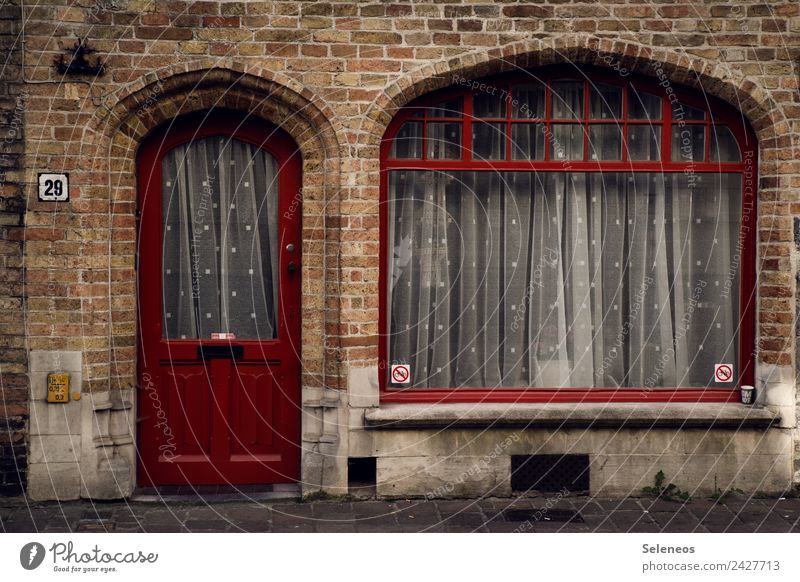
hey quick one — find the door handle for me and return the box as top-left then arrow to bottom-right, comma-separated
287,261 -> 297,274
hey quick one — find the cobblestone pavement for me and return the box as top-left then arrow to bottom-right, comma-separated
2,496 -> 800,533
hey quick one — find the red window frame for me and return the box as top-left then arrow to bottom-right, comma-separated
378,66 -> 757,403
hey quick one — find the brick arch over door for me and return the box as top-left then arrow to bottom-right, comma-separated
365,34 -> 796,372
82,64 -> 346,400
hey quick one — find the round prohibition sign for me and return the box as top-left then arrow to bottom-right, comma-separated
391,365 -> 410,384
714,364 -> 733,383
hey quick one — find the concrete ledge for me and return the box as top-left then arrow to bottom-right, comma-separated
364,403 -> 781,430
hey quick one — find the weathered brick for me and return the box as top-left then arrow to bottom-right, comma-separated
350,31 -> 402,44
135,26 -> 193,40
202,16 -> 240,28
502,6 -> 553,18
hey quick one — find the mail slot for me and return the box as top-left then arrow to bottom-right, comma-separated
197,345 -> 244,360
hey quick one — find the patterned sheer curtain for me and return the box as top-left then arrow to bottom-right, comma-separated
388,168 -> 741,389
161,137 -> 280,340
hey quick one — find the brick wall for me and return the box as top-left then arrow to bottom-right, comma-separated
4,1 -> 800,492
0,0 -> 27,496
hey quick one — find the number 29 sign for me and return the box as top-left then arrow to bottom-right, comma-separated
38,173 -> 69,202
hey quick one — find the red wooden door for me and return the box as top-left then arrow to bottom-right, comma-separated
136,112 -> 301,486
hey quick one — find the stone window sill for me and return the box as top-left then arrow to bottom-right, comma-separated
364,403 -> 780,430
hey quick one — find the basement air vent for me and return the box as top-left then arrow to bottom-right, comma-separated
511,454 -> 590,493
348,457 -> 376,489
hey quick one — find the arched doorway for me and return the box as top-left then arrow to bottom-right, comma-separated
136,110 -> 302,486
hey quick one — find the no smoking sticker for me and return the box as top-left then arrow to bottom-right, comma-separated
714,364 -> 734,383
391,364 -> 411,385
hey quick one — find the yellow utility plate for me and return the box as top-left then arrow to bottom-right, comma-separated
46,373 -> 70,403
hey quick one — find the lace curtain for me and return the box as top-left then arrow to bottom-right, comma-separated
388,169 -> 741,389
161,137 -> 280,340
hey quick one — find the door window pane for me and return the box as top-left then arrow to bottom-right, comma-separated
162,137 -> 279,340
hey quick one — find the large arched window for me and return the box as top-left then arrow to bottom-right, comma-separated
380,66 -> 756,403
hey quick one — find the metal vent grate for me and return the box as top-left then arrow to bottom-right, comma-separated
511,454 -> 590,493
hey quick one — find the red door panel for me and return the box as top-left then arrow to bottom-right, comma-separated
163,366 -> 213,458
230,366 -> 277,454
136,111 -> 302,487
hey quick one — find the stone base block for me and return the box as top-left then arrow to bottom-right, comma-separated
372,428 -> 794,499
377,455 -> 511,498
28,400 -> 81,436
27,462 -> 81,501
29,434 -> 81,464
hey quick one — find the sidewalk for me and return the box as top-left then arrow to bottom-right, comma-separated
2,495 -> 799,533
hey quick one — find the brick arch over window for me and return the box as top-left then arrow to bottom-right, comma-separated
370,36 -> 785,137
81,64 -> 346,398
367,35 -> 795,373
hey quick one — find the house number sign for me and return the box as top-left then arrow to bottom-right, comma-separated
37,173 -> 69,202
